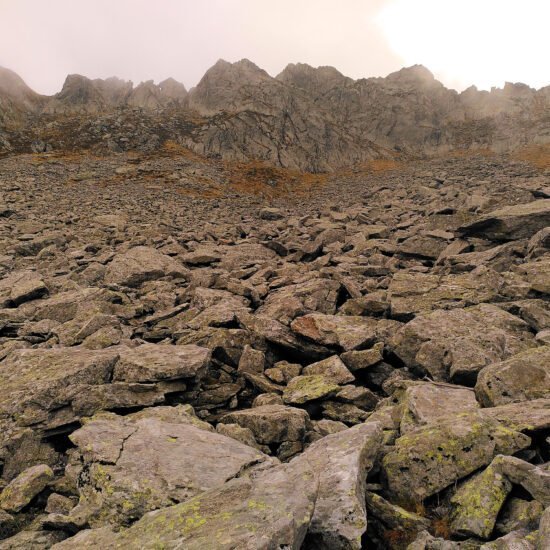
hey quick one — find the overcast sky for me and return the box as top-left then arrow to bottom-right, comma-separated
0,0 -> 548,95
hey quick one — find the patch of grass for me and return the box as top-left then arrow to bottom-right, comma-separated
513,144 -> 550,170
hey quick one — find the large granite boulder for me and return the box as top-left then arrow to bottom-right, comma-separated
63,406 -> 269,527
382,412 -> 530,501
52,458 -> 317,549
391,304 -> 536,384
475,347 -> 550,407
294,422 -> 383,549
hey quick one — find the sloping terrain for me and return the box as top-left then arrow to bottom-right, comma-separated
0,146 -> 549,548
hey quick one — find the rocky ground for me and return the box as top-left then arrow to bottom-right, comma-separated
0,148 -> 549,549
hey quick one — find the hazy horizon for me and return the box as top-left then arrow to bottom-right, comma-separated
0,0 -> 548,95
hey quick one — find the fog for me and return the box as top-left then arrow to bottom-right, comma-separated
0,0 -> 548,95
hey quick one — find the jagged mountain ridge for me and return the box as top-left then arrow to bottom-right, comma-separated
0,59 -> 549,171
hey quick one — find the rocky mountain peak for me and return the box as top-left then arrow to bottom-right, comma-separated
276,62 -> 352,96
158,77 -> 187,98
0,66 -> 39,100
189,58 -> 274,113
385,64 -> 439,88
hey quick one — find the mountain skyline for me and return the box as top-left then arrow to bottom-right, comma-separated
1,0 -> 548,95
1,59 -> 549,101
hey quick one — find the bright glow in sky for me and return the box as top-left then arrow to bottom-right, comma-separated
0,0 -> 548,95
378,0 -> 550,91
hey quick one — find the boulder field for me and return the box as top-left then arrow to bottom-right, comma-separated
0,150 -> 549,548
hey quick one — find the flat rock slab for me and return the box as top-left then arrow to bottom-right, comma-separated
0,270 -> 48,308
302,355 -> 354,385
484,398 -> 550,432
52,458 -> 317,550
67,406 -> 268,527
0,344 -> 210,437
457,199 -> 550,241
113,343 -> 210,383
283,375 -> 340,405
105,246 -> 188,287
388,269 -> 501,318
0,347 -> 120,430
397,382 -> 479,433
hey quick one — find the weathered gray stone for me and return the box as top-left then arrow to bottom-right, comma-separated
113,343 -> 210,383
450,462 -> 512,539
283,375 -> 340,404
53,458 -> 317,550
0,271 -> 48,308
0,464 -> 54,513
295,422 -> 383,549
397,382 -> 479,433
391,304 -> 535,384
458,199 -> 550,241
105,246 -> 188,287
291,313 -> 388,351
219,404 -> 310,445
66,406 -> 268,527
475,347 -> 550,407
302,355 -> 355,385
382,412 -> 530,500
365,492 -> 430,534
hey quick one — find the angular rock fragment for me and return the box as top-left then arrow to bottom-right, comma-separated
0,270 -> 48,308
302,355 -> 355,385
391,304 -> 535,384
495,498 -> 543,536
457,199 -> 550,241
450,462 -> 512,539
365,492 -> 430,534
397,382 -> 479,433
382,412 -> 530,500
475,347 -> 550,407
105,245 -> 188,287
113,343 -> 210,383
296,422 -> 383,549
66,406 -> 268,527
256,278 -> 342,324
53,458 -> 317,550
291,313 -> 386,351
219,404 -> 310,446
283,375 -> 340,404
0,464 -> 54,513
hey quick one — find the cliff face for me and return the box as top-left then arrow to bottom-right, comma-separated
0,59 -> 548,170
